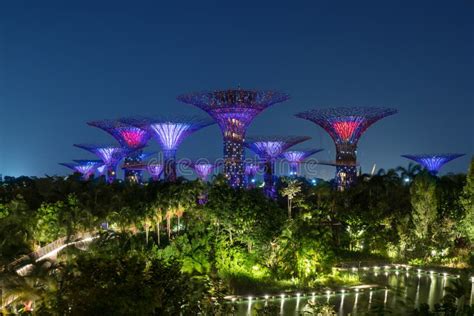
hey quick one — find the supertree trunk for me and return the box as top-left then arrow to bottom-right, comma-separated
163,149 -> 177,182
224,138 -> 245,188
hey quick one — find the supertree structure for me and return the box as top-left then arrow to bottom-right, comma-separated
282,149 -> 324,176
183,160 -> 217,181
244,163 -> 260,188
122,116 -> 214,182
147,163 -> 164,181
87,119 -> 152,180
295,107 -> 397,190
74,144 -> 129,183
245,136 -> 310,198
401,153 -> 465,175
59,160 -> 102,180
177,88 -> 289,188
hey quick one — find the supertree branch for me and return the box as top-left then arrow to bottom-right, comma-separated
401,153 -> 465,175
245,136 -> 310,198
177,88 -> 289,188
87,119 -> 151,149
121,116 -> 214,182
73,144 -> 129,183
295,107 -> 397,145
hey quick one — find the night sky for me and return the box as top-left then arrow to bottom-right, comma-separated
1,1 -> 472,179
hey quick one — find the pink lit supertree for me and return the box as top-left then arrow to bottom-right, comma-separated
59,160 -> 102,180
177,88 -> 289,188
73,144 -> 129,183
245,136 -> 310,198
282,149 -> 323,176
401,153 -> 465,175
87,119 -> 152,181
122,116 -> 214,182
296,107 -> 397,190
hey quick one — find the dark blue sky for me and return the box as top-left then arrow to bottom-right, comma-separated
1,1 -> 472,179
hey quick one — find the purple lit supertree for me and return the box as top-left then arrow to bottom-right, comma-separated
401,153 -> 465,175
87,119 -> 152,180
244,163 -> 260,188
183,161 -> 218,182
177,88 -> 289,188
296,107 -> 397,190
59,160 -> 102,180
147,163 -> 164,181
245,136 -> 310,198
282,149 -> 324,176
74,144 -> 129,183
123,116 -> 214,182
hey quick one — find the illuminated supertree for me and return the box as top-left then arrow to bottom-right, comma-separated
186,162 -> 215,181
245,136 -> 310,198
401,153 -> 465,175
296,107 -> 397,190
74,144 -> 128,183
123,116 -> 214,182
59,160 -> 102,180
177,88 -> 289,188
244,163 -> 260,188
147,163 -> 164,181
282,149 -> 323,176
87,119 -> 152,180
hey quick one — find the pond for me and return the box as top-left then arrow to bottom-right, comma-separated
235,267 -> 474,315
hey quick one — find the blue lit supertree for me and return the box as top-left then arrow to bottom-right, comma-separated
296,107 -> 397,190
401,153 -> 465,175
245,136 -> 310,198
281,149 -> 323,176
123,116 -> 214,182
177,88 -> 289,188
59,160 -> 102,180
73,144 -> 129,183
87,119 -> 152,181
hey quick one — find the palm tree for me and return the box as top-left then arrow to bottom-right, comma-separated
396,163 -> 421,182
281,179 -> 302,219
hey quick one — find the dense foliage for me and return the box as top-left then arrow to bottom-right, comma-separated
0,158 -> 472,314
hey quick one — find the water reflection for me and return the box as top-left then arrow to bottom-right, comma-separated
235,269 -> 471,315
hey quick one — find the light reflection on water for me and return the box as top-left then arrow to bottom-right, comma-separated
235,269 -> 472,315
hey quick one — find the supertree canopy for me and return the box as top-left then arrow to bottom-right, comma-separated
401,153 -> 465,175
87,120 -> 151,149
177,88 -> 289,188
74,144 -> 128,183
122,116 -> 214,182
245,136 -> 310,198
295,107 -> 397,190
147,163 -> 164,181
59,160 -> 102,180
282,148 -> 323,176
87,120 -> 151,181
184,161 -> 217,181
